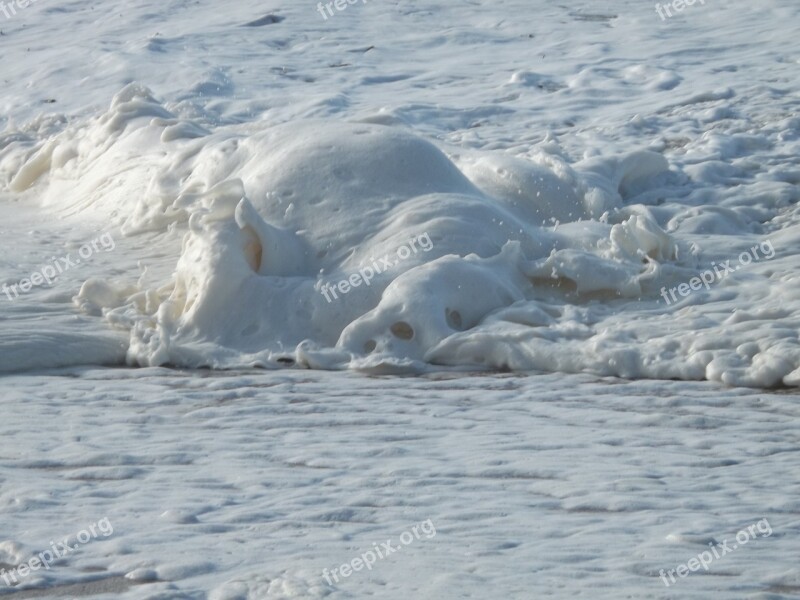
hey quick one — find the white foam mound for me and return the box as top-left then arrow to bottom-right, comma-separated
4,85 -> 799,387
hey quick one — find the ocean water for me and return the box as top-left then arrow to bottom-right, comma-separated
1,0 -> 799,598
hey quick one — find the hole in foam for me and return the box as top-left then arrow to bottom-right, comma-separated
446,308 -> 463,330
241,225 -> 263,273
390,322 -> 414,340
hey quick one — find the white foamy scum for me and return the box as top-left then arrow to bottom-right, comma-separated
3,77 -> 798,387
2,1 -> 800,599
